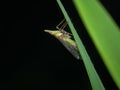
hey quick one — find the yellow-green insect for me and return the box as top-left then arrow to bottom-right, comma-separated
44,19 -> 80,59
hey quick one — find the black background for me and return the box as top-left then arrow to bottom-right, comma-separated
0,0 -> 119,90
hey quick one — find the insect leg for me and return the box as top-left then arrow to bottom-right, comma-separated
56,19 -> 72,36
56,19 -> 66,30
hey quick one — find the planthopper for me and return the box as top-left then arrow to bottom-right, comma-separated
44,19 -> 81,60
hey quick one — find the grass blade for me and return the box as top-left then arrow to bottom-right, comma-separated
56,0 -> 105,89
73,0 -> 120,88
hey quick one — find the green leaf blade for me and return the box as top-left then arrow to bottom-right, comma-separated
73,0 -> 120,88
56,0 -> 105,89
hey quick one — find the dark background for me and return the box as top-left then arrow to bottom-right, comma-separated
0,0 -> 119,90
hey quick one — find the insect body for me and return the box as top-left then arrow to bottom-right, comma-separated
44,19 -> 80,59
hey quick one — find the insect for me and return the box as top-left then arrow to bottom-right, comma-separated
44,19 -> 80,59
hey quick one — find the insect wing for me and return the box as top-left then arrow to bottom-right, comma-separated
59,39 -> 80,59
